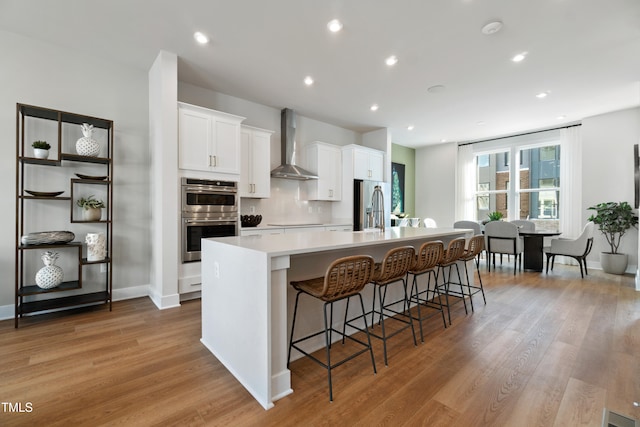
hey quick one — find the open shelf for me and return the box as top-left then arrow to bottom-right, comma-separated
18,281 -> 81,296
19,291 -> 110,315
16,103 -> 114,327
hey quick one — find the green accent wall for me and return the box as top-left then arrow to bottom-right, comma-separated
391,144 -> 415,217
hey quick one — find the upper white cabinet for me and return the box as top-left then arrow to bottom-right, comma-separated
240,125 -> 273,198
349,145 -> 384,181
178,102 -> 245,174
304,141 -> 342,201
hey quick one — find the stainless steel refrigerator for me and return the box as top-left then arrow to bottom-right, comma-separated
353,179 -> 391,231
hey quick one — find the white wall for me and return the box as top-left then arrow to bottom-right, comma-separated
414,142 -> 458,227
582,107 -> 640,271
0,30 -> 151,318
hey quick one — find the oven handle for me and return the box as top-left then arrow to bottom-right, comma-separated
184,186 -> 237,193
184,219 -> 238,224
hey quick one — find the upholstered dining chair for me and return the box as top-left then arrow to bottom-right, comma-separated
544,222 -> 595,278
423,218 -> 437,228
484,221 -> 523,275
453,220 -> 482,236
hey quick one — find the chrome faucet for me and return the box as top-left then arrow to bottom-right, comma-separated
371,185 -> 385,231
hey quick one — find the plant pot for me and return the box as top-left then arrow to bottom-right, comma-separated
600,252 -> 628,275
82,207 -> 102,221
33,148 -> 49,159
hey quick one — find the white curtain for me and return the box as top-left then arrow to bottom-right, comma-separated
559,126 -> 582,239
456,144 -> 476,220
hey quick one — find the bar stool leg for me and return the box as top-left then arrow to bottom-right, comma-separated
357,293 -> 377,375
463,260 -> 475,312
323,302 -> 333,401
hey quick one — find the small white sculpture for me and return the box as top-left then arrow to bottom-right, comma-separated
76,123 -> 100,156
35,251 -> 64,289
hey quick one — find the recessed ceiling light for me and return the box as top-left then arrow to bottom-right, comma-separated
512,52 -> 527,62
536,92 -> 548,99
327,19 -> 343,32
304,76 -> 314,86
477,121 -> 486,126
557,115 -> 566,120
385,55 -> 398,66
427,85 -> 445,94
441,139 -> 447,143
370,104 -> 379,111
481,21 -> 503,35
194,31 -> 209,44
407,125 -> 414,131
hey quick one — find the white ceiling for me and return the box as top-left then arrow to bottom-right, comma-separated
1,0 -> 639,147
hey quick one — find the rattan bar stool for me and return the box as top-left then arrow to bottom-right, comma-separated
287,255 -> 376,401
458,235 -> 486,312
407,240 -> 446,342
355,245 -> 417,366
436,237 -> 467,325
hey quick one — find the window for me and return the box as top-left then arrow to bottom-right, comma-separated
475,151 -> 510,220
519,145 -> 560,222
472,142 -> 560,230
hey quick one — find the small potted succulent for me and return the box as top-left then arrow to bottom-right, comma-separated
32,140 -> 51,159
76,195 -> 105,221
482,211 -> 504,225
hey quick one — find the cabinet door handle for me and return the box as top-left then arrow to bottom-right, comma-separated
209,155 -> 213,167
213,155 -> 217,167
329,189 -> 333,197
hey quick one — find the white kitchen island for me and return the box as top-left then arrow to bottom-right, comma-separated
201,227 -> 471,409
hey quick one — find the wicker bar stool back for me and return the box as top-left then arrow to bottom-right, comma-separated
362,245 -> 417,366
437,237 -> 467,325
288,255 -> 376,401
408,240 -> 446,342
458,235 -> 486,312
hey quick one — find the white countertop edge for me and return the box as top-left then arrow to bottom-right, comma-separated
205,227 -> 473,258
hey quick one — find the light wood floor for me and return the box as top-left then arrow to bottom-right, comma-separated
1,263 -> 639,426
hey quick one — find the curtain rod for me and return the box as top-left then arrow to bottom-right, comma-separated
458,123 -> 582,146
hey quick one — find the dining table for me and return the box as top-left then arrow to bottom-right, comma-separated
518,230 -> 562,271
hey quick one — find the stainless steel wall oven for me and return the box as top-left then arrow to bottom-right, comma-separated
181,178 -> 238,262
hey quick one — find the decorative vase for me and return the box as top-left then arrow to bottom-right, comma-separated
35,251 -> 64,289
76,123 -> 100,156
600,252 -> 628,275
82,207 -> 102,221
33,148 -> 49,159
86,232 -> 106,261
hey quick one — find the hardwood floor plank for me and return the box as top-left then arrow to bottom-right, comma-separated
552,377 -> 606,427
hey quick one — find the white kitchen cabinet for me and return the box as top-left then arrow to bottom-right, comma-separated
240,228 -> 284,236
240,125 -> 273,198
178,102 -> 245,174
350,145 -> 384,181
304,141 -> 342,201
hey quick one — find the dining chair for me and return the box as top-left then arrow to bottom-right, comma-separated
423,218 -> 437,228
544,222 -> 595,278
484,221 -> 523,275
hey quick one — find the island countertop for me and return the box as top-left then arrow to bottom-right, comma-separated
200,226 -> 472,410
208,226 -> 469,257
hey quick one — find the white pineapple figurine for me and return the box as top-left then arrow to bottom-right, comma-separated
35,251 -> 64,289
76,123 -> 100,156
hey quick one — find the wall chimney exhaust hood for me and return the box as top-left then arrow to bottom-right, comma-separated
271,108 -> 318,180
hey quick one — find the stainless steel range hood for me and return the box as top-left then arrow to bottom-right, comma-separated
270,108 -> 318,180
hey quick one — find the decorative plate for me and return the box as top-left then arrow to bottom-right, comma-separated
75,173 -> 108,181
25,190 -> 65,197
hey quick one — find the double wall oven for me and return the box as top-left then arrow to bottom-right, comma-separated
181,178 -> 238,262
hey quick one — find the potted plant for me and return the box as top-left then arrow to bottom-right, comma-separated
32,140 -> 51,159
587,201 -> 638,274
76,195 -> 105,221
482,211 -> 503,225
